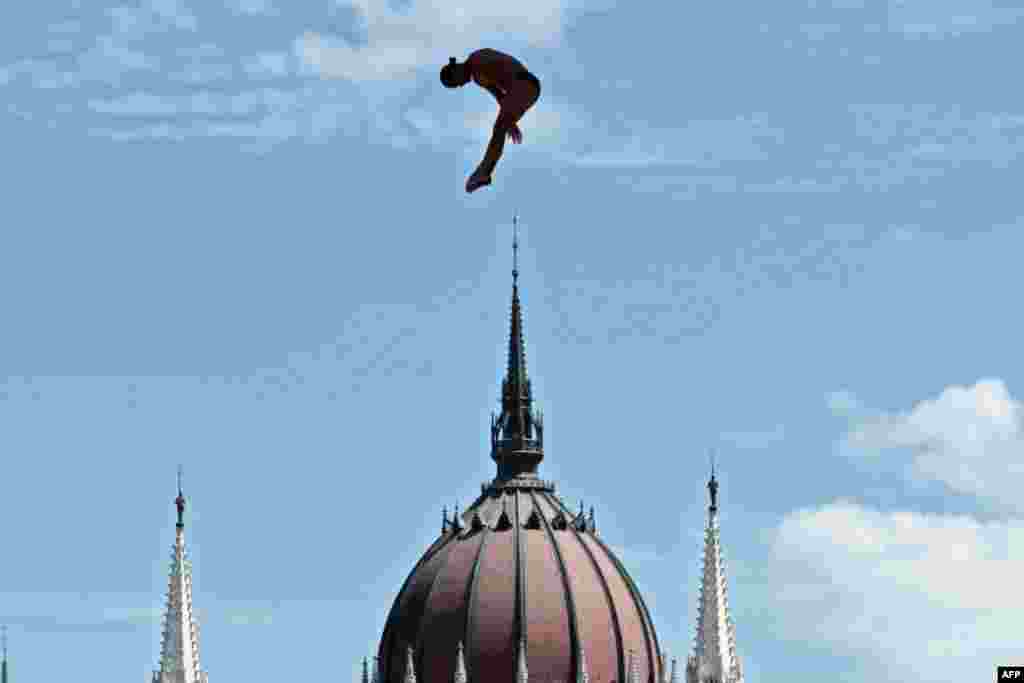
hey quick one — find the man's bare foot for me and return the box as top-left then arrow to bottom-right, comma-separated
466,172 -> 492,193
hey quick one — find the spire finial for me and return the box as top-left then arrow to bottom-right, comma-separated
708,450 -> 719,514
175,464 -> 186,528
512,211 -> 519,284
1,624 -> 7,659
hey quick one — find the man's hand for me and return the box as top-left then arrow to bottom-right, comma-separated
507,123 -> 523,144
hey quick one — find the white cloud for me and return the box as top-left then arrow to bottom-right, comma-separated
230,0 -> 278,16
297,0 -> 584,83
243,52 -> 292,79
828,388 -> 883,422
852,105 -> 1024,171
889,0 -> 1024,37
843,379 -> 1024,510
783,380 -> 1024,679
108,0 -> 198,36
573,115 -> 785,170
298,31 -> 424,83
721,424 -> 787,449
0,0 -> 610,151
224,606 -> 275,626
768,501 -> 1022,682
101,605 -> 164,625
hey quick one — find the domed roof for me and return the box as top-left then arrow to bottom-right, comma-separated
376,225 -> 662,683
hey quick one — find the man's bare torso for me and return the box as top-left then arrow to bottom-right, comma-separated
466,48 -> 529,94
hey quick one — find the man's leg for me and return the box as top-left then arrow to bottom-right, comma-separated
471,84 -> 538,180
475,124 -> 508,178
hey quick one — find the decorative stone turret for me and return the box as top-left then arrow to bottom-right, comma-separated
403,647 -> 417,683
686,465 -> 744,683
628,650 -> 639,683
576,642 -> 589,683
152,467 -> 210,683
516,637 -> 529,683
454,642 -> 468,683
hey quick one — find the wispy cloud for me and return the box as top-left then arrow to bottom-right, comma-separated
0,592 -> 280,633
0,0 -> 605,150
721,424 -> 787,449
851,104 -> 1024,169
889,0 -> 1024,37
108,0 -> 198,35
762,378 -> 1024,680
229,0 -> 279,17
768,501 -> 1022,682
573,114 -> 786,169
546,266 -> 722,346
840,378 -> 1024,512
297,0 -> 583,83
0,593 -> 163,633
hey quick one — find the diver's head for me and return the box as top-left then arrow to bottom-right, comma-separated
440,57 -> 470,88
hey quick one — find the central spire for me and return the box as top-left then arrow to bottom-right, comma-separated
490,212 -> 544,482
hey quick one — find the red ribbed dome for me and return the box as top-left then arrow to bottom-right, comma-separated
377,481 -> 662,683
376,225 -> 662,683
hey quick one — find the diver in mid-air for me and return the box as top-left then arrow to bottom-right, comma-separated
440,49 -> 542,193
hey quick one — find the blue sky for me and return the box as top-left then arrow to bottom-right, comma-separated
1,0 -> 1022,681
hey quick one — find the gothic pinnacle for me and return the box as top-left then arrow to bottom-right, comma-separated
454,641 -> 468,683
576,642 -> 589,683
516,636 -> 529,683
404,646 -> 417,683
